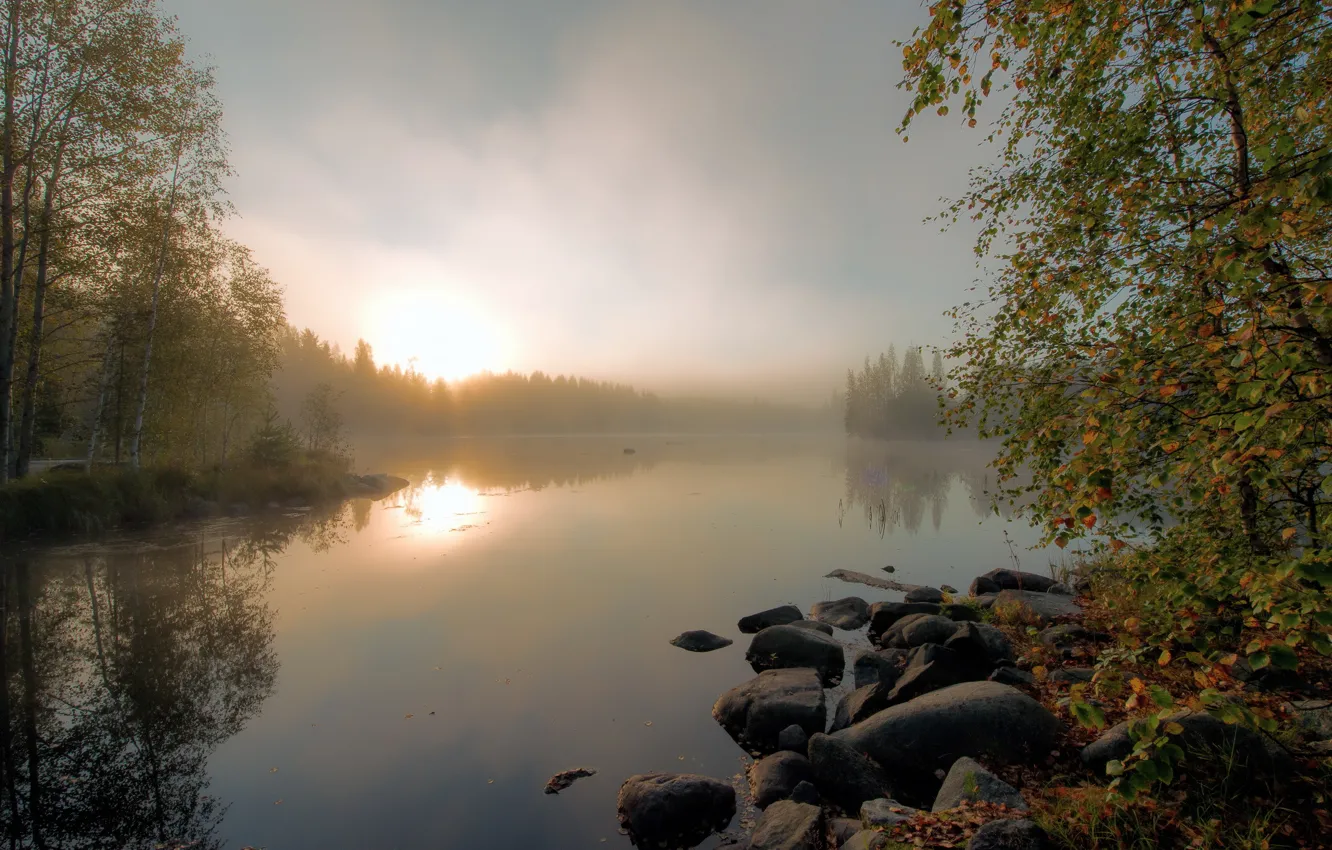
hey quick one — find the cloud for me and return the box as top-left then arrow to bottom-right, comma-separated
173,0 -> 994,399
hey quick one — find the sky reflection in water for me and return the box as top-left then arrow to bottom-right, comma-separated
1,436 -> 1063,849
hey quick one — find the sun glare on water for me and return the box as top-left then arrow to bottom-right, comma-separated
367,289 -> 507,382
403,477 -> 487,537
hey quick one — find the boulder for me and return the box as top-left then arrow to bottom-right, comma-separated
989,667 -> 1035,687
853,648 -> 907,689
941,584 -> 959,594
1081,710 -> 1293,782
748,800 -> 825,850
616,773 -> 736,848
828,818 -> 862,847
832,683 -> 895,732
740,605 -> 806,634
931,757 -> 1028,812
993,590 -> 1081,625
811,597 -> 871,630
778,724 -> 810,755
973,594 -> 999,609
945,622 -> 1003,671
942,603 -> 982,622
1048,668 -> 1094,686
790,781 -> 819,805
747,625 -> 845,686
974,569 -> 1061,593
905,586 -> 945,604
714,668 -> 827,755
808,733 -> 894,814
860,798 -> 920,828
974,623 -> 1016,665
671,630 -> 734,652
881,614 -> 959,649
841,831 -> 889,850
1047,582 -> 1075,596
835,682 -> 1060,804
1289,699 -> 1332,741
1038,624 -> 1109,649
867,602 -> 941,641
791,619 -> 836,635
967,818 -> 1048,850
888,644 -> 988,706
750,751 -> 816,809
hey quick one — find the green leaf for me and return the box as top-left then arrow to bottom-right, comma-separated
1248,651 -> 1271,670
1267,643 -> 1299,670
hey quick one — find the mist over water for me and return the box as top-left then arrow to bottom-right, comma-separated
1,436 -> 1064,849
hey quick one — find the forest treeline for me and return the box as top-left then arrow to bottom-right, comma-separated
271,327 -> 839,437
842,345 -> 947,439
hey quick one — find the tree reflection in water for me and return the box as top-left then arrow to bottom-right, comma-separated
0,515 -> 316,848
837,438 -> 1022,537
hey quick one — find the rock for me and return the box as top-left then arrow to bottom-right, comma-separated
967,819 -> 1048,850
1048,668 -> 1094,685
881,614 -> 961,649
993,590 -> 1081,624
1038,624 -> 1109,649
747,625 -> 845,686
974,623 -> 1016,665
989,667 -> 1035,687
778,724 -> 810,755
750,752 -> 816,809
1047,582 -> 1075,596
1081,710 -> 1294,782
888,644 -> 987,706
945,622 -> 1002,671
544,767 -> 597,794
832,683 -> 895,732
860,798 -> 920,828
808,733 -> 894,813
973,594 -> 999,609
882,565 -> 896,573
828,818 -> 862,847
791,620 -> 836,635
835,682 -> 1060,804
623,447 -> 636,454
841,831 -> 888,850
671,630 -> 734,652
811,597 -> 871,630
616,773 -> 736,848
748,800 -> 825,850
941,584 -> 959,594
1289,699 -> 1332,740
853,648 -> 907,689
942,603 -> 982,622
1233,657 -> 1307,693
931,757 -> 1028,812
867,602 -> 941,641
714,668 -> 827,755
790,780 -> 819,805
970,575 -> 1001,596
975,569 -> 1061,593
905,586 -> 945,604
740,605 -> 806,634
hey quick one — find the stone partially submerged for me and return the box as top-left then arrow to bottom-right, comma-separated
969,569 -> 1061,595
739,605 -> 805,634
746,625 -> 845,686
810,596 -> 871,630
670,630 -> 734,652
616,773 -> 736,848
749,751 -> 815,809
713,668 -> 826,755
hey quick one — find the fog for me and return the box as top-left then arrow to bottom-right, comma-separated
164,0 -> 997,402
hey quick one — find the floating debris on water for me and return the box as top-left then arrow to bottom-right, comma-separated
544,767 -> 597,795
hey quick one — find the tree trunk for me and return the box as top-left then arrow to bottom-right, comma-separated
0,0 -> 24,485
128,150 -> 182,470
16,130 -> 67,479
85,329 -> 116,471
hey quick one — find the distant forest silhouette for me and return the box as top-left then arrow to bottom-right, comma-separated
273,328 -> 839,437
842,346 -> 947,440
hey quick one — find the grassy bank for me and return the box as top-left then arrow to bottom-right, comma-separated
0,452 -> 355,540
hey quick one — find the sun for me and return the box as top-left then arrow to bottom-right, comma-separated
366,289 -> 507,382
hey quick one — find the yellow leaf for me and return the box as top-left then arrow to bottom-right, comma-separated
1158,649 -> 1172,666
1282,527 -> 1298,542
1032,665 -> 1048,681
1164,722 -> 1185,735
1129,677 -> 1146,693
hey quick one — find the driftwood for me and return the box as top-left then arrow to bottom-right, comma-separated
825,569 -> 925,594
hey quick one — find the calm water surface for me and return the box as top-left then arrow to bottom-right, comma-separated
0,436 -> 1063,849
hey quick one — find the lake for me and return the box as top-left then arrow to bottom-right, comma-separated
0,435 -> 1065,849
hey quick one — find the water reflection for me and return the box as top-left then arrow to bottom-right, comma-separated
837,438 -> 1016,537
0,531 -> 279,848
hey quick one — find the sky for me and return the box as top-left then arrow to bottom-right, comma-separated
163,0 -> 997,402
